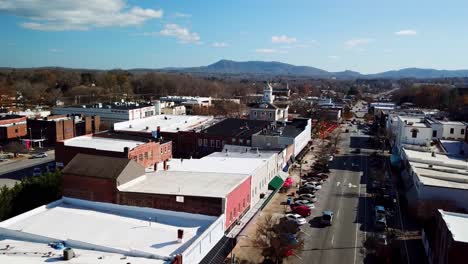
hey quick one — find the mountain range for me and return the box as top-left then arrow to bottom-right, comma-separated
161,60 -> 468,79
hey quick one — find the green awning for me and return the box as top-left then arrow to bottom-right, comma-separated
268,176 -> 284,190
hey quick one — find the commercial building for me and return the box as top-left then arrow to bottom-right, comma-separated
26,114 -> 100,147
196,118 -> 272,157
249,83 -> 288,122
62,153 -> 251,231
392,116 -> 467,151
0,115 -> 27,141
53,102 -> 159,129
167,151 -> 279,207
114,115 -> 219,158
119,171 -> 251,230
424,210 -> 468,264
55,132 -> 172,169
252,118 -> 312,158
160,96 -> 212,107
0,197 -> 224,264
400,147 -> 468,213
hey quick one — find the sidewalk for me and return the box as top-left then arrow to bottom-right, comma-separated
227,143 -> 319,263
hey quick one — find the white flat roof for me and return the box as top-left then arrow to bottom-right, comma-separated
209,148 -> 277,160
0,238 -> 167,264
439,209 -> 468,243
403,148 -> 468,170
63,136 -> 143,152
0,198 -> 216,261
168,156 -> 265,175
119,171 -> 249,198
114,115 -> 217,133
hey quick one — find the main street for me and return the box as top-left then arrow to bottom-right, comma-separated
292,122 -> 373,264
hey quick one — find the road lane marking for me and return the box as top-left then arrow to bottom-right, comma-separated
331,234 -> 335,245
348,183 -> 357,188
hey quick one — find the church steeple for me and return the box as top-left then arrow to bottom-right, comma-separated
262,83 -> 274,104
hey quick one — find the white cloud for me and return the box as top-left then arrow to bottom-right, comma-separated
212,42 -> 229,48
345,38 -> 374,48
173,12 -> 191,18
395,29 -> 418,36
255,48 -> 287,54
329,55 -> 340,60
0,0 -> 163,31
272,35 -> 297,44
160,24 -> 200,43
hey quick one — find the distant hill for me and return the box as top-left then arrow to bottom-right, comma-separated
161,60 -> 468,79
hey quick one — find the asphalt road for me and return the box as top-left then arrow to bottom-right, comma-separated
0,151 -> 55,180
293,124 -> 373,264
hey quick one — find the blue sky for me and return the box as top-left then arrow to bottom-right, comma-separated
1,0 -> 467,73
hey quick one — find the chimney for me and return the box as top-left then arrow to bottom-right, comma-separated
177,229 -> 184,243
431,152 -> 436,157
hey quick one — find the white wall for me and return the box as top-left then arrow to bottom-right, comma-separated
182,214 -> 225,264
293,119 -> 312,157
439,123 -> 466,140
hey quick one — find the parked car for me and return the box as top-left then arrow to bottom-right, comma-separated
31,152 -> 48,159
292,200 -> 315,209
375,215 -> 387,230
298,193 -> 318,202
291,205 -> 311,217
321,211 -> 334,226
303,182 -> 322,190
375,205 -> 386,218
286,214 -> 307,225
298,187 -> 316,194
33,167 -> 41,177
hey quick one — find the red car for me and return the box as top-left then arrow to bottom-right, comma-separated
291,205 -> 311,217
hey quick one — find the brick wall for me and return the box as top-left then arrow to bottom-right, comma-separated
0,123 -> 27,140
128,141 -> 162,168
55,141 -> 127,166
118,192 -> 223,216
62,174 -> 116,203
225,176 -> 251,229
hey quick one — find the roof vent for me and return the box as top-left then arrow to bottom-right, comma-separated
129,124 -> 132,128
146,126 -> 149,130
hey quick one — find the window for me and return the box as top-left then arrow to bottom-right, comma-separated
198,139 -> 203,146
411,129 -> 418,138
462,129 -> 465,135
144,152 -> 148,159
432,130 -> 437,138
216,140 -> 221,148
233,207 -> 236,216
243,199 -> 246,208
232,138 -> 236,143
450,128 -> 454,134
139,154 -> 143,161
269,112 -> 273,119
239,138 -> 244,144
133,156 -> 137,162
230,211 -> 233,220
253,111 -> 257,116
150,150 -> 153,159
210,139 -> 215,147
160,148 -> 163,154
15,128 -> 18,133
203,139 -> 208,147
238,204 -> 241,213
247,139 -> 251,145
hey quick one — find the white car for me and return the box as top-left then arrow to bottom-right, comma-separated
293,200 -> 315,209
286,214 -> 307,225
304,182 -> 322,190
299,194 -> 318,202
31,152 -> 48,158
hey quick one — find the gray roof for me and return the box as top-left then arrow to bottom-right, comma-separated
63,153 -> 141,180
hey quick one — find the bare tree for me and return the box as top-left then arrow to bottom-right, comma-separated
4,142 -> 26,158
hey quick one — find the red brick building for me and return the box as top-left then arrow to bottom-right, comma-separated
0,115 -> 27,141
55,132 -> 172,169
62,154 -> 251,230
27,114 -> 101,146
62,153 -> 145,203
